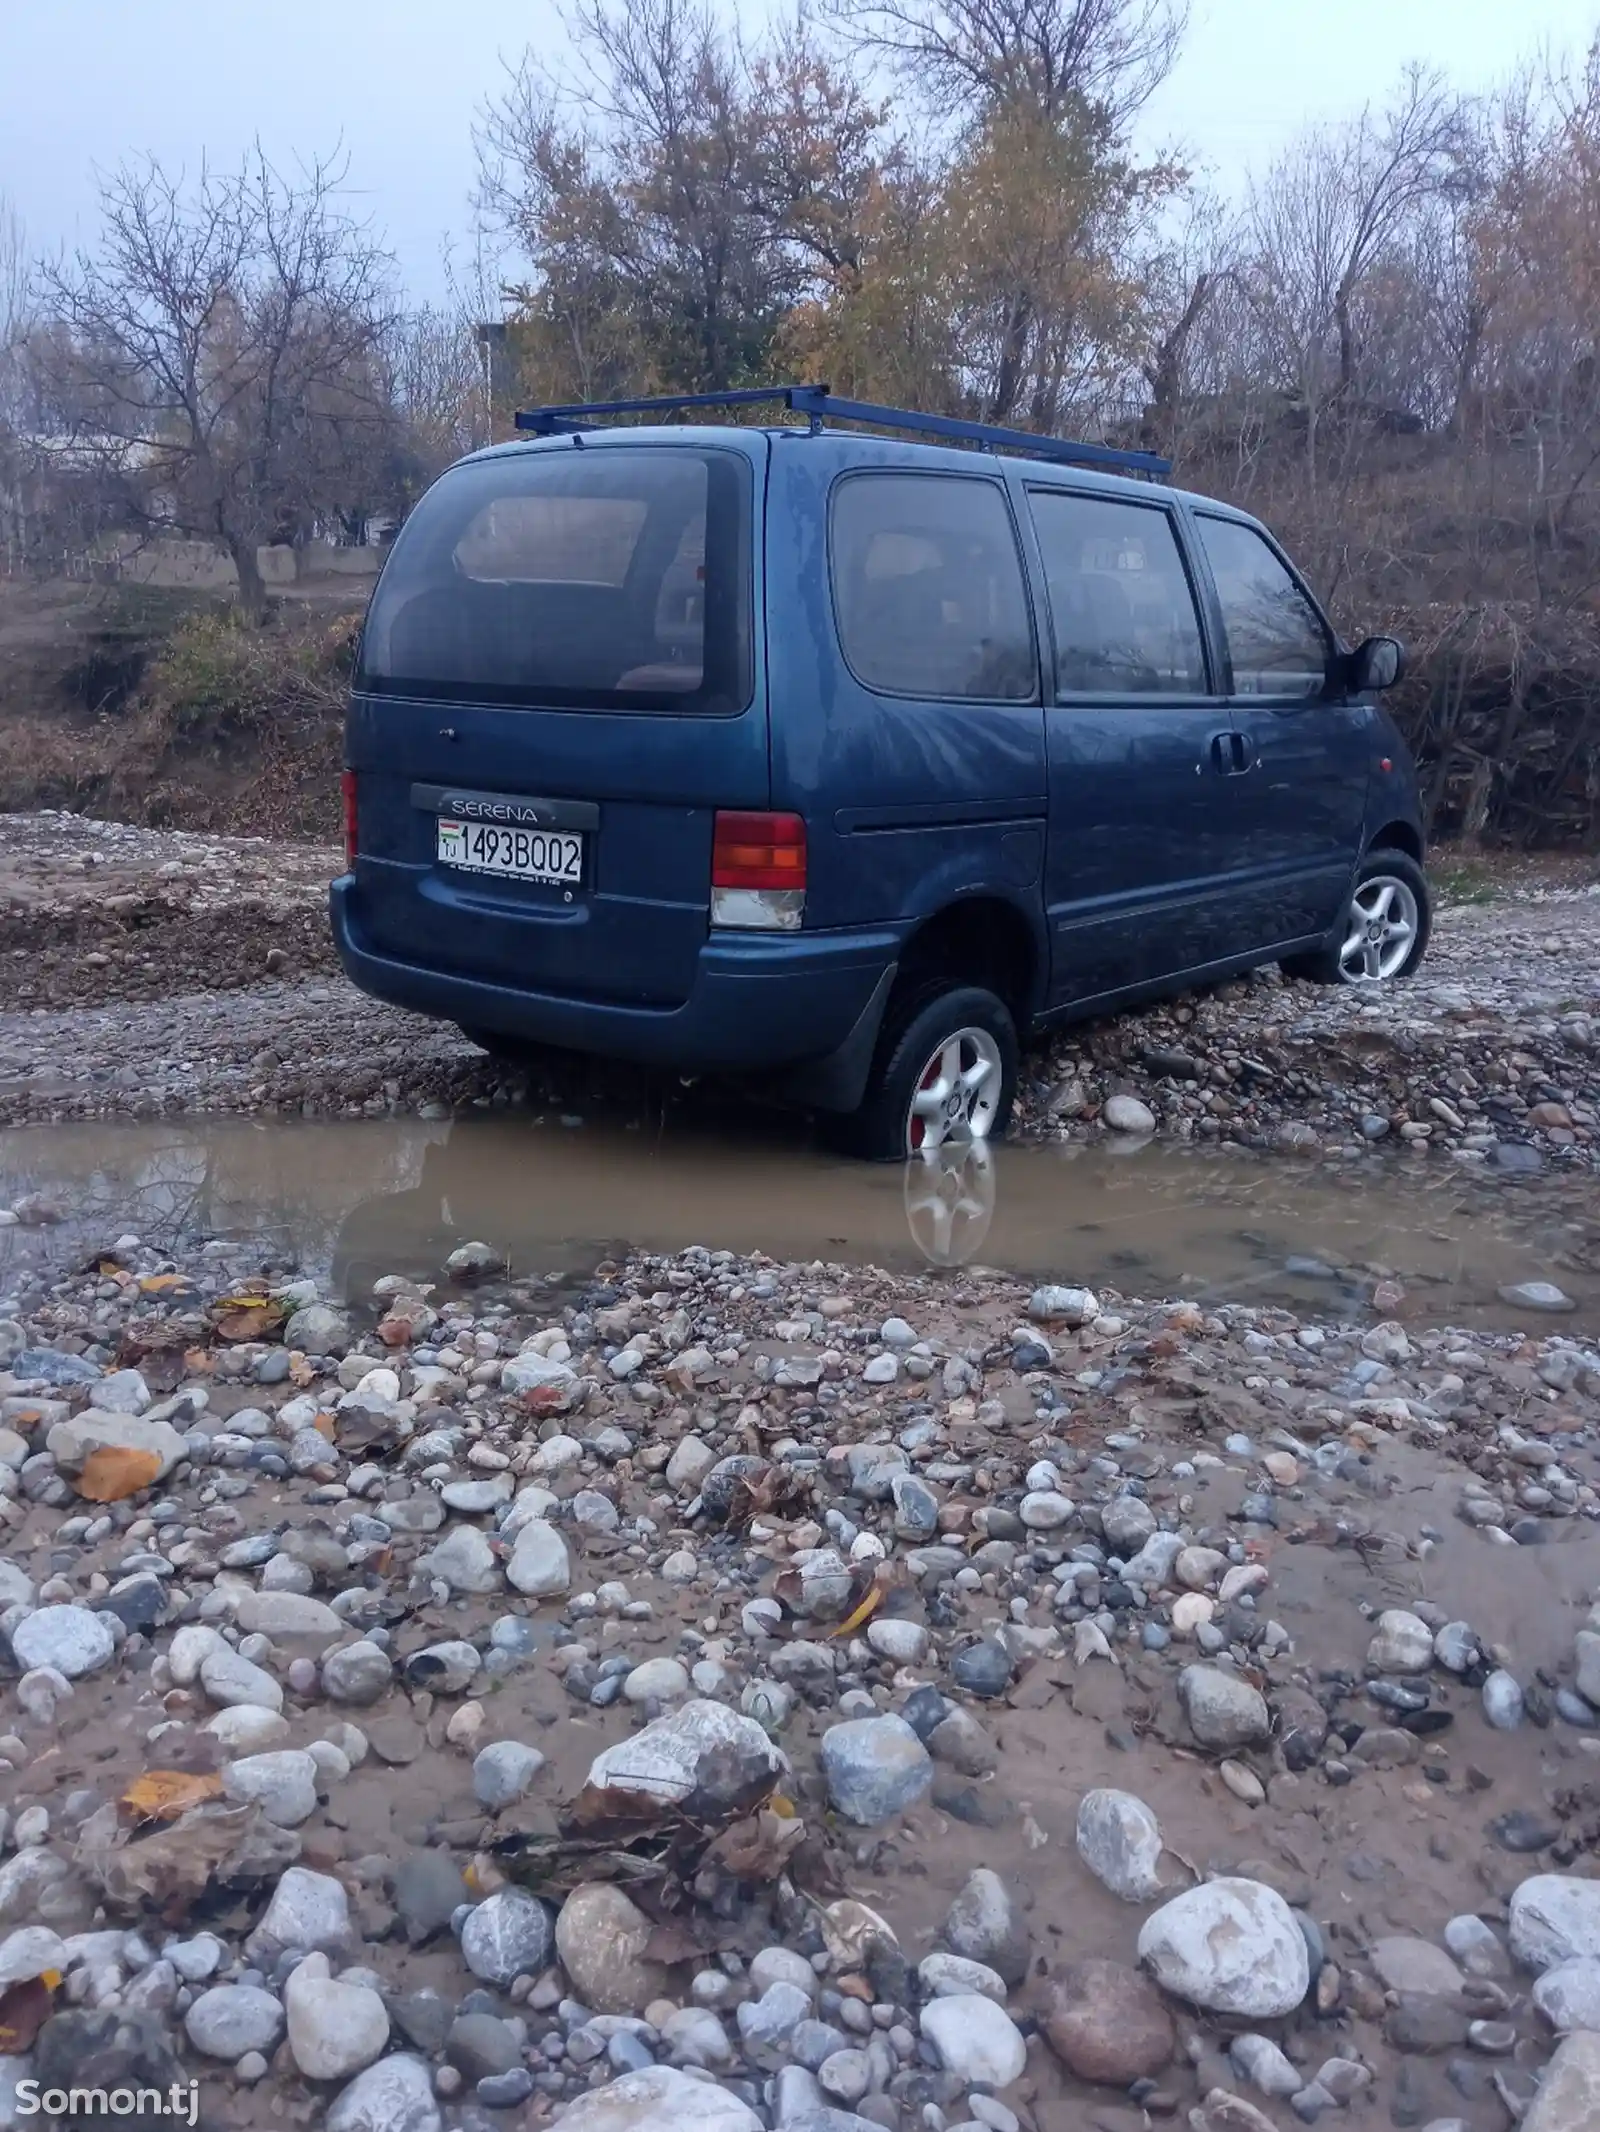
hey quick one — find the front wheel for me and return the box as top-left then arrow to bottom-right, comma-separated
843,984 -> 1018,1162
1283,849 -> 1432,986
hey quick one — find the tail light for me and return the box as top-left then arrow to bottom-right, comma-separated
342,770 -> 359,871
711,810 -> 805,931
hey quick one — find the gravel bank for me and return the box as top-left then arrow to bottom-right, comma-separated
2,814 -> 1599,1181
0,1229 -> 1598,2129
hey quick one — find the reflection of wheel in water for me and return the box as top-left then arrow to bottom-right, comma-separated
903,1141 -> 996,1266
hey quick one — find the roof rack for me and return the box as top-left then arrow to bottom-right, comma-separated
512,384 -> 1170,479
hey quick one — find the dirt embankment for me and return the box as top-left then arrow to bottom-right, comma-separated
0,578 -> 350,841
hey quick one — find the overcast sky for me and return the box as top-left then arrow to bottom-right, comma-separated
3,0 -> 1598,307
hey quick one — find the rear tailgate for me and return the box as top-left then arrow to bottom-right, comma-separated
347,696 -> 768,1006
343,433 -> 767,1010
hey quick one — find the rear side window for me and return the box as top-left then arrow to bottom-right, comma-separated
1027,490 -> 1207,696
359,446 -> 752,713
830,474 -> 1035,700
1195,516 -> 1330,700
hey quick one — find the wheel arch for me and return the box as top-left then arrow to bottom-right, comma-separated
893,893 -> 1044,1024
1366,818 -> 1423,864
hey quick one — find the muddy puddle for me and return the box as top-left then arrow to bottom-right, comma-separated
2,1112 -> 1599,1334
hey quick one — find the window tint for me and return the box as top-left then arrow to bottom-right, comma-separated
1027,491 -> 1207,695
831,475 -> 1035,700
359,447 -> 751,713
1196,516 -> 1329,700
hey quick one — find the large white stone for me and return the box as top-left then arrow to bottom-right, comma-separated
1366,1609 -> 1436,1674
506,1519 -> 571,1597
10,1606 -> 115,1680
1523,2030 -> 1600,2132
325,2053 -> 441,2132
234,1591 -> 344,1637
1177,1666 -> 1270,1749
285,1951 -> 389,2080
221,1750 -> 319,1827
918,1995 -> 1027,2087
0,1926 -> 66,1988
1511,1876 -> 1600,1973
245,1867 -> 350,1966
549,2067 -> 761,2132
501,1352 -> 582,1410
1534,1957 -> 1600,2033
45,1409 -> 186,1479
1137,1878 -> 1310,2019
1076,1789 -> 1165,1903
200,1644 -> 284,1711
585,1701 -> 783,1813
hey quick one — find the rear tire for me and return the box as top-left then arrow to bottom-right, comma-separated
1283,848 -> 1431,986
842,984 -> 1018,1162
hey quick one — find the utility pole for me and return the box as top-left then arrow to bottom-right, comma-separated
475,322 -> 512,446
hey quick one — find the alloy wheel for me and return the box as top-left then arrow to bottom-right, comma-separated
1338,874 -> 1420,983
906,1026 -> 1005,1154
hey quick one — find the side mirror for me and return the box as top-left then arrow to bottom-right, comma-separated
1350,635 -> 1405,693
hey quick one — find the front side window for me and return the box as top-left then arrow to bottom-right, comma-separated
359,446 -> 751,713
1027,490 -> 1208,696
830,474 -> 1035,701
1196,516 -> 1330,701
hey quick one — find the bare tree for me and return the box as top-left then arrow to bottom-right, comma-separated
830,0 -> 1187,130
0,193 -> 28,360
1242,68 -> 1465,483
38,151 -> 400,620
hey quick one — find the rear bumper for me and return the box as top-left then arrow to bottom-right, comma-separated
330,876 -> 899,1075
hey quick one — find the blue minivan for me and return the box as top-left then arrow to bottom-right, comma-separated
332,386 -> 1427,1158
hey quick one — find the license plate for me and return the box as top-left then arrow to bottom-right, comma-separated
437,819 -> 584,886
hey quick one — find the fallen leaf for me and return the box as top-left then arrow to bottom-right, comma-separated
641,1919 -> 705,1966
77,1446 -> 163,1502
119,1770 -> 223,1825
313,1412 -> 335,1442
137,1274 -> 193,1296
0,1977 -> 53,2052
698,1807 -> 806,1884
829,1584 -> 883,1639
212,1302 -> 285,1342
721,1465 -> 812,1533
77,1800 -> 262,1922
127,1346 -> 188,1395
288,1353 -> 315,1388
183,1348 -> 215,1376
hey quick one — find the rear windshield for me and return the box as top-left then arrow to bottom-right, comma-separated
359,445 -> 753,713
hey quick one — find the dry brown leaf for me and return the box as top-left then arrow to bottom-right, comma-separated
78,1800 -> 261,1921
119,1770 -> 224,1826
76,1446 -> 163,1502
699,1807 -> 806,1883
137,1273 -> 192,1296
213,1303 -> 284,1342
313,1412 -> 336,1441
0,1977 -> 54,2053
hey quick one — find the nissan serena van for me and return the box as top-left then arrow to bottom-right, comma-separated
332,385 -> 1426,1158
